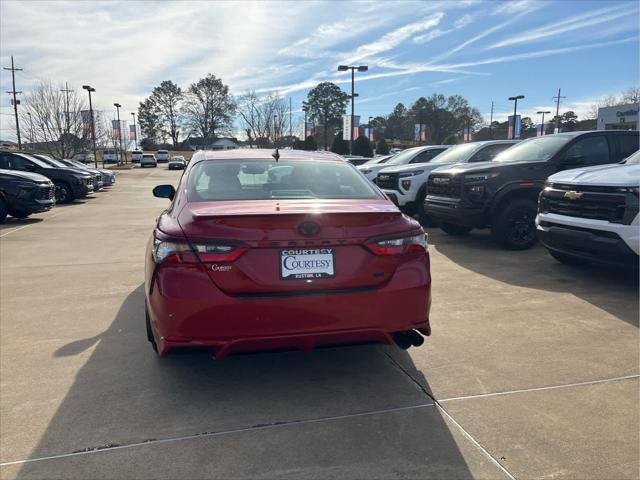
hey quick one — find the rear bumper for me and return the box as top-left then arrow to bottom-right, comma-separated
424,196 -> 487,227
146,256 -> 431,358
536,213 -> 640,266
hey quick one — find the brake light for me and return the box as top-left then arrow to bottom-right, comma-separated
366,232 -> 428,255
152,237 -> 248,264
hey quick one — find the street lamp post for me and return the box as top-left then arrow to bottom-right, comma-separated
508,95 -> 525,140
302,105 -> 308,140
537,110 -> 551,136
131,112 -> 137,149
338,65 -> 368,154
114,103 -> 123,164
82,85 -> 98,168
273,114 -> 278,147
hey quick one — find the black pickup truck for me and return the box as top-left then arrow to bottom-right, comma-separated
0,169 -> 56,222
424,130 -> 639,249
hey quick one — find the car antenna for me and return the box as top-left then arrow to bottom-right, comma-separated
272,148 -> 280,162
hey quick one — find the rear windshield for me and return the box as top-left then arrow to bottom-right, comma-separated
188,159 -> 381,201
143,154 -> 155,158
104,150 -> 115,154
158,151 -> 169,154
493,136 -> 572,162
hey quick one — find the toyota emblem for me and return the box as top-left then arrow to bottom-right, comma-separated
298,221 -> 321,237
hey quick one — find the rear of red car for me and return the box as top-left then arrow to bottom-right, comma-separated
145,150 -> 431,358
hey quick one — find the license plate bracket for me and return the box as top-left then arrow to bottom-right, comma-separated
280,248 -> 335,280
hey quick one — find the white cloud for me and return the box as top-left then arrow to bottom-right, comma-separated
491,0 -> 539,16
489,3 -> 631,49
455,14 -> 474,29
431,75 -> 470,85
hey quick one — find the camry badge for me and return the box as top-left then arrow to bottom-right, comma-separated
298,221 -> 321,237
563,191 -> 583,200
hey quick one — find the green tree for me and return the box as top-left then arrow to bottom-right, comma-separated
183,74 -> 235,142
292,138 -> 305,150
353,135 -> 373,157
442,134 -> 459,145
147,80 -> 183,147
138,97 -> 160,143
331,131 -> 349,155
560,111 -> 579,132
376,138 -> 390,155
304,135 -> 318,151
386,103 -> 411,140
304,83 -> 349,150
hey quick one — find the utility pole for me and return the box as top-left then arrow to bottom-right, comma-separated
489,101 -> 494,139
552,88 -> 566,134
289,97 -> 292,145
4,56 -> 23,150
61,83 -> 73,134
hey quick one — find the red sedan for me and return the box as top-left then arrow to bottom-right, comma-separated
145,149 -> 431,358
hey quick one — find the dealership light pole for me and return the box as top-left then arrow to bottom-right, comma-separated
273,114 -> 278,147
368,116 -> 373,142
338,65 -> 368,154
82,85 -> 98,168
508,95 -> 524,140
114,103 -> 124,164
131,112 -> 137,149
302,104 -> 308,140
537,110 -> 551,136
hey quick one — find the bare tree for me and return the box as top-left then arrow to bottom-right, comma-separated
19,81 -> 87,158
588,87 -> 640,118
237,91 -> 291,146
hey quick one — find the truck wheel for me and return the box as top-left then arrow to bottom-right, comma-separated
491,198 -> 538,250
0,198 -> 7,223
549,250 -> 590,266
10,210 -> 31,219
416,189 -> 436,226
440,222 -> 472,236
54,181 -> 74,204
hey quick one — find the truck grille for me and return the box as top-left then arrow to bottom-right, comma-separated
541,184 -> 632,224
36,184 -> 55,200
427,174 -> 462,198
376,172 -> 399,191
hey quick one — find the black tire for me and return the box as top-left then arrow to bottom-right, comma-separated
10,210 -> 31,219
145,302 -> 158,353
440,222 -> 472,236
491,198 -> 538,250
416,188 -> 436,226
548,250 -> 591,266
0,198 -> 7,224
54,181 -> 74,204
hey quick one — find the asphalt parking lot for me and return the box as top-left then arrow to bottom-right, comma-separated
1,167 -> 638,479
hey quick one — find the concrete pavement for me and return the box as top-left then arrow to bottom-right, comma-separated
1,166 -> 637,479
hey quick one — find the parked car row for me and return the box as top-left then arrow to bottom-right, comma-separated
360,130 -> 638,266
0,151 -> 116,223
134,150 -> 187,170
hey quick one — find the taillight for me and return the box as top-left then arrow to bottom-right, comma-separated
366,232 -> 428,255
152,236 -> 247,264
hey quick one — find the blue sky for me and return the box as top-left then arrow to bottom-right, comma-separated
1,0 -> 638,139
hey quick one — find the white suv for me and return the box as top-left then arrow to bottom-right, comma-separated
377,140 -> 518,220
536,149 -> 640,267
156,150 -> 171,163
358,146 -> 449,181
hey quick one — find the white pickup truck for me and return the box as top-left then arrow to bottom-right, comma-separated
536,149 -> 640,267
377,140 -> 518,221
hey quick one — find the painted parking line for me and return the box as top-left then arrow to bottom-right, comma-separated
0,402 -> 436,467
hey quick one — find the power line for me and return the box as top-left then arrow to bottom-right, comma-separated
3,56 -> 23,149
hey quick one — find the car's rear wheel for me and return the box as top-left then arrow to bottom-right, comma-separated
548,250 -> 590,266
440,222 -> 472,236
10,210 -> 31,219
54,181 -> 74,204
491,198 -> 538,250
145,301 -> 158,353
0,198 -> 7,223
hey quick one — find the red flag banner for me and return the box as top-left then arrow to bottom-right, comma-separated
112,120 -> 120,140
80,110 -> 92,139
129,124 -> 137,141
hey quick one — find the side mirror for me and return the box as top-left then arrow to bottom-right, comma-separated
153,184 -> 175,200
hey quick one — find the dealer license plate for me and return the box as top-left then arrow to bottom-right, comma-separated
280,248 -> 335,280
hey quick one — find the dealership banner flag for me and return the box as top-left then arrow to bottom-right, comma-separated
414,124 -> 427,142
507,115 -> 521,139
80,110 -> 93,139
112,120 -> 121,140
129,124 -> 137,141
463,127 -> 472,142
537,123 -> 547,136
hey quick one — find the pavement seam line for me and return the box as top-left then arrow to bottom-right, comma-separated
0,402 -> 435,467
438,374 -> 640,403
379,349 -> 518,480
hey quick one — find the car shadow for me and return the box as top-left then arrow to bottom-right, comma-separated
13,285 -> 483,478
428,228 -> 639,328
0,217 -> 44,231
